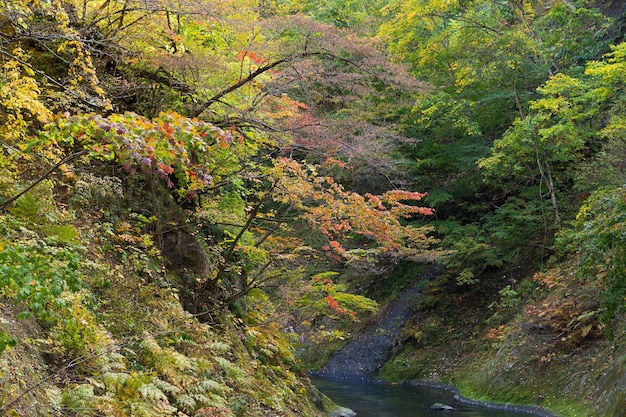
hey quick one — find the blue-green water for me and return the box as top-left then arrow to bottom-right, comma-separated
312,378 -> 535,417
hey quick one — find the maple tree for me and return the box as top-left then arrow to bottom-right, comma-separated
257,15 -> 425,194
4,102 -> 436,316
271,157 -> 436,262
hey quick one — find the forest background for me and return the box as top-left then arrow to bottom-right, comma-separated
0,0 -> 624,416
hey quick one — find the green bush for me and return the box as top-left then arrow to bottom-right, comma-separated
0,237 -> 82,323
558,186 -> 626,323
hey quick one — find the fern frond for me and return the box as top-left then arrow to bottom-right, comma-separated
215,357 -> 242,378
138,383 -> 168,402
208,341 -> 231,353
152,377 -> 182,396
190,378 -> 222,394
191,393 -> 212,406
169,350 -> 193,371
61,384 -> 98,416
129,399 -> 158,417
176,393 -> 197,413
46,387 -> 63,411
195,392 -> 228,408
141,335 -> 162,355
260,347 -> 275,358
101,351 -> 126,372
102,371 -> 130,390
194,357 -> 214,374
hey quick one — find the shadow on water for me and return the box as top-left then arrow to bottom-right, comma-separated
312,377 -> 540,417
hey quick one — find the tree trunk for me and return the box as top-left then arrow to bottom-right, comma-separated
536,156 -> 561,230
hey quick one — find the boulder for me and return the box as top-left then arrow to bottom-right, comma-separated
329,406 -> 357,417
430,402 -> 456,411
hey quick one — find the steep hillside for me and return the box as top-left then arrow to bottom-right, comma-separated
0,178 -> 328,416
376,260 -> 625,417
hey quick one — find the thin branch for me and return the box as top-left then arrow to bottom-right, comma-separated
424,11 -> 502,35
192,58 -> 291,118
191,51 -> 360,118
0,48 -> 102,109
214,181 -> 278,282
255,204 -> 294,247
220,259 -> 274,307
0,150 -> 86,211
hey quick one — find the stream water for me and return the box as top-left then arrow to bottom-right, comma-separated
311,264 -> 552,417
312,377 -> 536,417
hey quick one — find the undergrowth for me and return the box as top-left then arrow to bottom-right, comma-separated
0,171 -> 326,417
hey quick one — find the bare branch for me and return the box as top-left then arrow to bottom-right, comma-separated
0,150 -> 86,211
0,48 -> 104,108
191,51 -> 363,118
214,180 -> 278,283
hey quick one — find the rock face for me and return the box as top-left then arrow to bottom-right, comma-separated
329,406 -> 357,417
314,264 -> 442,381
429,402 -> 456,411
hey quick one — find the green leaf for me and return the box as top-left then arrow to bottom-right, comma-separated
0,331 -> 18,355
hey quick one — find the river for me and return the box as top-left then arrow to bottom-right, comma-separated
312,377 -> 540,417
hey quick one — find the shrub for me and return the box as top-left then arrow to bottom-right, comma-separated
558,186 -> 626,323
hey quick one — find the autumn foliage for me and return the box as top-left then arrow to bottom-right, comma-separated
271,157 -> 436,264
